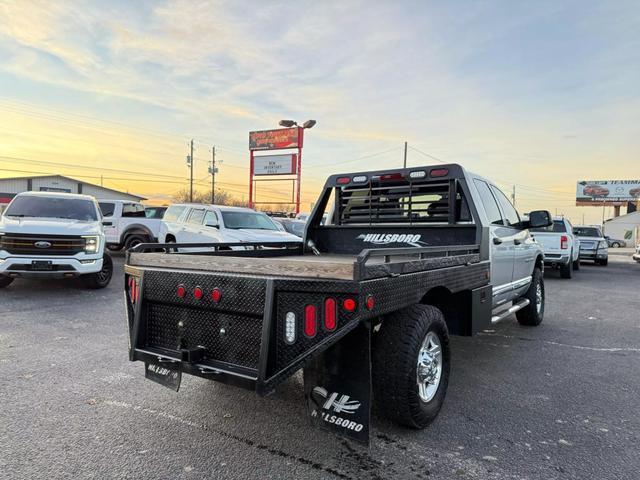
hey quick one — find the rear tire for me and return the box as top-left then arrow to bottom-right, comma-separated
596,258 -> 608,266
611,242 -> 620,248
516,268 -> 545,326
373,304 -> 450,429
573,258 -> 580,271
81,255 -> 113,289
560,260 -> 572,279
124,235 -> 146,251
0,275 -> 14,288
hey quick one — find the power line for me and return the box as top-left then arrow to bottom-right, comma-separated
407,146 -> 448,164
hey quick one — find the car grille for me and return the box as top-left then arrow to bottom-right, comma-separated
580,241 -> 596,249
0,234 -> 86,255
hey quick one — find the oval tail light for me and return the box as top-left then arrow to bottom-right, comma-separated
324,298 -> 337,331
304,305 -> 317,337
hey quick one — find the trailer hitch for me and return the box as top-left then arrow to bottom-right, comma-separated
179,346 -> 206,363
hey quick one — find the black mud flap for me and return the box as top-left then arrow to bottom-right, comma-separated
145,362 -> 182,391
303,322 -> 371,445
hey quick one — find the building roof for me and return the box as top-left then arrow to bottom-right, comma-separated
0,174 -> 146,201
605,210 -> 640,223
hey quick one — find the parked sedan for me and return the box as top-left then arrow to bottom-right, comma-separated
605,236 -> 626,248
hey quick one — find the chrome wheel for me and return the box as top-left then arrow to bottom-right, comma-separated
535,282 -> 543,314
416,332 -> 442,403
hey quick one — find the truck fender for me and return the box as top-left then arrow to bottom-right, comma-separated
122,224 -> 155,242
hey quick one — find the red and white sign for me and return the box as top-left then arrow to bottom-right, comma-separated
252,154 -> 297,176
249,128 -> 301,151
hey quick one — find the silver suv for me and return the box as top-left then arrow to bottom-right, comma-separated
573,226 -> 608,266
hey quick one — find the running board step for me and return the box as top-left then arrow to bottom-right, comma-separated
491,299 -> 531,324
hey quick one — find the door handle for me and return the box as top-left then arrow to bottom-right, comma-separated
102,221 -> 113,226
493,237 -> 503,245
514,239 -> 522,245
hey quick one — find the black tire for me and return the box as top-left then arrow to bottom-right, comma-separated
124,235 -> 146,251
0,275 -> 14,288
573,258 -> 580,271
596,258 -> 608,266
516,267 -> 545,326
81,254 -> 113,289
107,244 -> 122,252
560,260 -> 572,279
373,304 -> 450,429
165,236 -> 178,253
611,242 -> 620,248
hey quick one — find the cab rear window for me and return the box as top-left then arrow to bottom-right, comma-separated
530,220 -> 566,233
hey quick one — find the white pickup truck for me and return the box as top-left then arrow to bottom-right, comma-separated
0,192 -> 112,289
98,200 -> 162,251
529,216 -> 580,279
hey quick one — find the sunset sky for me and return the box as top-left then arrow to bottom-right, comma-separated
1,1 -> 638,223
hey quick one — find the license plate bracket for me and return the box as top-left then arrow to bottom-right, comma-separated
145,362 -> 181,391
31,260 -> 53,271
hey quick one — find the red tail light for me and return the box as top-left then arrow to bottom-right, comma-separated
561,235 -> 569,250
128,277 -> 140,303
211,288 -> 222,303
429,168 -> 449,177
176,285 -> 186,298
365,295 -> 375,310
324,298 -> 337,331
379,173 -> 403,181
304,305 -> 317,337
193,286 -> 203,300
342,298 -> 357,312
336,177 -> 351,184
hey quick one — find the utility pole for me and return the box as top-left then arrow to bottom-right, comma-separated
403,141 -> 408,168
210,146 -> 216,204
100,175 -> 103,187
189,139 -> 194,202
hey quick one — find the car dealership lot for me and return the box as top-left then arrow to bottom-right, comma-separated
1,254 -> 639,480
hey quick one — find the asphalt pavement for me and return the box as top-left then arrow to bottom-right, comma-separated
1,254 -> 639,480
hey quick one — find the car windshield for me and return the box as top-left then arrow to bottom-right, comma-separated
4,196 -> 98,221
574,227 -> 602,237
221,211 -> 279,230
288,222 -> 305,236
530,220 -> 566,233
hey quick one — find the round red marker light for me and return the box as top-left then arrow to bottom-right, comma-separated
194,286 -> 203,300
176,285 -> 186,298
366,295 -> 375,311
342,298 -> 357,312
211,288 -> 222,303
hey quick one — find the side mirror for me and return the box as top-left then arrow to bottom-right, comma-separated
528,210 -> 552,229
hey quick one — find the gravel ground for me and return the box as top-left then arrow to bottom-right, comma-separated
1,254 -> 639,480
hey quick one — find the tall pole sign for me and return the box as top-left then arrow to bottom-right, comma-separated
249,127 -> 305,214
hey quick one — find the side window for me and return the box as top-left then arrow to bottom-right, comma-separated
473,179 -> 503,225
490,186 -> 520,227
203,210 -> 218,227
163,206 -> 185,222
187,209 -> 205,225
98,202 -> 115,217
122,203 -> 146,218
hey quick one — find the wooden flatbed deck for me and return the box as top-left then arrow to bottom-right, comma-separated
129,250 -> 481,281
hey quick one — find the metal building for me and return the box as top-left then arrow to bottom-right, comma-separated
0,175 -> 145,212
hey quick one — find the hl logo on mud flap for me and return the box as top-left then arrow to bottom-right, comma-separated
310,387 -> 364,432
312,387 -> 361,414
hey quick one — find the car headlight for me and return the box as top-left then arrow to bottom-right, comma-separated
83,235 -> 100,253
598,240 -> 608,249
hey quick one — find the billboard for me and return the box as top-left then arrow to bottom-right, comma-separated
249,128 -> 301,151
576,180 -> 640,206
253,154 -> 297,176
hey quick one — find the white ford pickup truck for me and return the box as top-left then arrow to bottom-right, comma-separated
0,192 -> 113,289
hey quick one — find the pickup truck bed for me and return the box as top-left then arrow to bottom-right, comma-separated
129,245 -> 480,281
